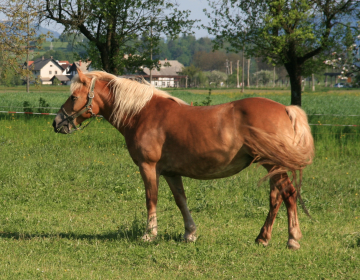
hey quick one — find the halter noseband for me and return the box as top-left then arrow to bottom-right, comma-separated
58,78 -> 97,134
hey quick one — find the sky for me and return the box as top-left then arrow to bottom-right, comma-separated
177,0 -> 212,38
44,0 -> 213,39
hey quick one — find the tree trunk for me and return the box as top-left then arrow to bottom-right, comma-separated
284,62 -> 302,106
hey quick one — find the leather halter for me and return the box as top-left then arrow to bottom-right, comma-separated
58,78 -> 97,134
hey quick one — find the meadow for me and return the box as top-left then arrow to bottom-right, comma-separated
0,86 -> 359,279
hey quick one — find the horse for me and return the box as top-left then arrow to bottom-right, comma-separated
53,69 -> 314,250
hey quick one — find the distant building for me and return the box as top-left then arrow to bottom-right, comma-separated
68,60 -> 92,78
123,59 -> 187,88
24,58 -> 91,85
140,59 -> 186,88
51,75 -> 71,85
57,60 -> 71,75
25,56 -> 64,85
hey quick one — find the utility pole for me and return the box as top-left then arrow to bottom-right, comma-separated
256,58 -> 259,88
225,59 -> 229,75
241,45 -> 245,92
237,60 -> 240,88
312,57 -> 315,91
242,46 -> 244,93
150,22 -> 153,85
247,58 -> 250,87
273,66 -> 276,88
26,10 -> 30,93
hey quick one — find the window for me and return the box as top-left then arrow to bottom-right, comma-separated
49,71 -> 52,74
50,65 -> 53,67
55,71 -> 57,74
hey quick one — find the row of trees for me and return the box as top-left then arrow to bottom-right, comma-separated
1,0 -> 360,105
181,67 -> 283,88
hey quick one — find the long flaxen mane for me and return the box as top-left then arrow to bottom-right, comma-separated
71,71 -> 187,127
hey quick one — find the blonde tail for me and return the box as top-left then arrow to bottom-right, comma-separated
244,105 -> 314,216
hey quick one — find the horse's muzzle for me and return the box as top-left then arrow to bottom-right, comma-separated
52,120 -> 69,134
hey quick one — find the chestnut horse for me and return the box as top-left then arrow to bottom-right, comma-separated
53,69 -> 314,249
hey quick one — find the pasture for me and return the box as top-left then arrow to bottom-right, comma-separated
0,87 -> 359,279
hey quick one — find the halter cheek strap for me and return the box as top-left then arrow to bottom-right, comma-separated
58,78 -> 97,134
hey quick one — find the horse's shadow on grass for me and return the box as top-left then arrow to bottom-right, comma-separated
0,221 -> 185,243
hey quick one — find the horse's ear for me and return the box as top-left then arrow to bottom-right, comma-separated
77,67 -> 90,84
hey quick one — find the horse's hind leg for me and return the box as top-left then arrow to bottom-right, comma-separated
256,171 -> 302,249
255,174 -> 283,247
164,175 -> 197,242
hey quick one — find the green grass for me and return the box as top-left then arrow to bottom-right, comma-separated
0,89 -> 359,278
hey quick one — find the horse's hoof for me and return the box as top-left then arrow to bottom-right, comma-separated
184,233 -> 197,242
255,238 -> 269,247
141,233 -> 157,242
287,239 -> 300,250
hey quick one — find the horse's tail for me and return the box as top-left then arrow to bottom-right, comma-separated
244,105 -> 314,216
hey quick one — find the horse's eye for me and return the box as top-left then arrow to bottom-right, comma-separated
71,95 -> 78,101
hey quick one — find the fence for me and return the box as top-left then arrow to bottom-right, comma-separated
1,108 -> 359,128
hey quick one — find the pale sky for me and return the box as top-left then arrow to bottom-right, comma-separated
178,0 -> 212,38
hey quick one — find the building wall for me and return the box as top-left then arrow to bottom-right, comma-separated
152,77 -> 175,88
40,62 -> 63,79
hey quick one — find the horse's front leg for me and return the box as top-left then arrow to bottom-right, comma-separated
139,163 -> 159,241
164,175 -> 197,242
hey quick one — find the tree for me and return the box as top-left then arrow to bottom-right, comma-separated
193,50 -> 242,72
0,0 -> 48,91
40,0 -> 196,74
206,70 -> 228,87
252,70 -> 278,86
205,0 -> 360,106
324,21 -> 360,80
180,64 -> 201,87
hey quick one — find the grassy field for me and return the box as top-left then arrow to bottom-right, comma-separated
0,87 -> 359,279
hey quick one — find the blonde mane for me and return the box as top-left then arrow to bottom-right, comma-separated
71,71 -> 187,127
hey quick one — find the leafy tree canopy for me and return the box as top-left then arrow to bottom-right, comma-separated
205,0 -> 360,105
0,0 -> 49,91
40,0 -> 197,74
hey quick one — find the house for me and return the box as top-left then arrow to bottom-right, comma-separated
51,75 -> 71,85
68,60 -> 92,78
25,57 -> 65,85
138,59 -> 186,88
57,61 -> 71,75
24,58 -> 92,85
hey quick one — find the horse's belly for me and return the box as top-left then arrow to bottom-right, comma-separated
160,151 -> 253,180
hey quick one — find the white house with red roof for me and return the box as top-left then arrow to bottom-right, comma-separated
25,57 -> 65,85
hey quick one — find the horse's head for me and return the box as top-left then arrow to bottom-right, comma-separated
53,69 -> 100,134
